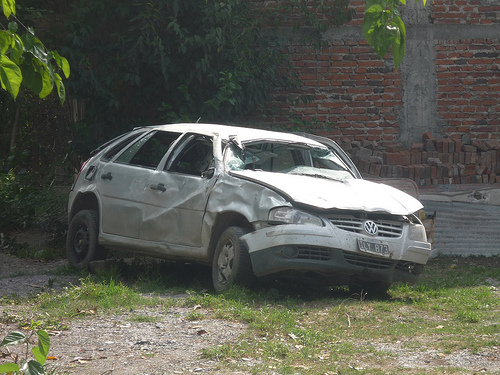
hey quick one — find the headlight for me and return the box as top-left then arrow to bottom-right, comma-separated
409,224 -> 427,242
268,207 -> 323,227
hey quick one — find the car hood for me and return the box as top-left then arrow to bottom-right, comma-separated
230,170 -> 423,215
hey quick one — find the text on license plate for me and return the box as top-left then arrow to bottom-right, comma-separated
357,239 -> 390,256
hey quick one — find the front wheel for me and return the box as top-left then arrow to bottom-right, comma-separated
66,210 -> 106,269
212,226 -> 253,293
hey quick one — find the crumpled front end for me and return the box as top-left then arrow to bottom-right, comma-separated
241,212 -> 431,285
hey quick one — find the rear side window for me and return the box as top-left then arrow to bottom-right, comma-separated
115,131 -> 181,168
101,132 -> 146,162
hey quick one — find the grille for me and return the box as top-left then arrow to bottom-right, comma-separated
343,252 -> 394,269
328,216 -> 403,238
297,246 -> 332,261
344,252 -> 418,275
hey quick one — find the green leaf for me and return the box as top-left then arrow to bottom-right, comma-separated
21,55 -> 42,94
392,16 -> 406,68
0,362 -> 20,372
363,1 -> 401,59
32,330 -> 51,365
0,30 -> 13,54
24,360 -> 45,375
363,4 -> 384,44
0,55 -> 22,99
31,347 -> 45,366
10,34 -> 23,64
51,51 -> 70,78
2,0 -> 16,18
8,21 -> 18,33
22,34 -> 48,65
37,330 -> 50,362
54,73 -> 66,104
38,64 -> 53,98
0,331 -> 26,347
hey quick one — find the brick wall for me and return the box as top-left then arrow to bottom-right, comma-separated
343,134 -> 500,186
253,0 -> 500,186
431,0 -> 500,25
436,39 -> 500,141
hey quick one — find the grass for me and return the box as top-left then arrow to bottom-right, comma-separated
1,256 -> 499,374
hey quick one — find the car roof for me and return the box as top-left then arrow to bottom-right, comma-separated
141,123 -> 325,146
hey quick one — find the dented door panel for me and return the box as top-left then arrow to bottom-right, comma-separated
140,171 -> 217,246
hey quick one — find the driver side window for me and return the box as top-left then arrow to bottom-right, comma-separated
169,136 -> 213,176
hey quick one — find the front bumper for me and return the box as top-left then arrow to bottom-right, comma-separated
241,224 -> 431,284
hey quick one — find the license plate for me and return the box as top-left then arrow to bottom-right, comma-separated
357,239 -> 390,256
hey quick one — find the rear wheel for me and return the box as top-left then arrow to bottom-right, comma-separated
66,210 -> 106,269
212,226 -> 253,293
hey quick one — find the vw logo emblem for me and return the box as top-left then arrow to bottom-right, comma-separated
363,220 -> 379,236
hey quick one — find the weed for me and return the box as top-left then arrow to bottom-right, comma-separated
0,321 -> 51,375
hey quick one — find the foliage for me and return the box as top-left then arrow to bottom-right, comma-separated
0,0 -> 70,102
0,322 -> 50,375
0,167 -> 68,257
62,0 -> 353,139
363,0 -> 428,69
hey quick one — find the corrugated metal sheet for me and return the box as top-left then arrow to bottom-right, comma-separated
421,199 -> 500,257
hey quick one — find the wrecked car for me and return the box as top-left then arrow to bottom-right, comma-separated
67,123 -> 431,293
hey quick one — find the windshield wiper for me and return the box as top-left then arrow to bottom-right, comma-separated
289,172 -> 344,182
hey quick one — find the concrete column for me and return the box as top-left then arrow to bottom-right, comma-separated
398,1 -> 440,146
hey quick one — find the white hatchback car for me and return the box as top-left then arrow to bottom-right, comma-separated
67,123 -> 431,293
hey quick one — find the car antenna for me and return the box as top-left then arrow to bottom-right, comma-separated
196,117 -> 201,123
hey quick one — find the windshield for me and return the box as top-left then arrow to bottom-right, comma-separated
225,141 -> 355,181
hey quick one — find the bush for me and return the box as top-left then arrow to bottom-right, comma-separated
0,167 -> 68,258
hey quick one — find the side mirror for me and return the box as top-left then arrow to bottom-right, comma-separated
201,167 -> 215,179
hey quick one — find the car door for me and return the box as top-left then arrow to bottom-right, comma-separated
139,134 -> 217,247
98,130 -> 181,238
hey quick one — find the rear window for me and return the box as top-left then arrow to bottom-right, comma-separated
115,131 -> 181,168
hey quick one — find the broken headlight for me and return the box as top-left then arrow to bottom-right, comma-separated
268,207 -> 323,227
409,223 -> 427,242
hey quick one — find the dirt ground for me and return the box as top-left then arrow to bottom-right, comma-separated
0,252 -> 499,374
0,252 -> 251,374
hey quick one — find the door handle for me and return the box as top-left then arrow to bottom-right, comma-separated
150,183 -> 166,192
101,172 -> 112,180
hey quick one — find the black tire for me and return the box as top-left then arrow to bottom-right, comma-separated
212,226 -> 253,293
66,210 -> 106,270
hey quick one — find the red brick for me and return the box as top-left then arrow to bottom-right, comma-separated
422,132 -> 435,141
385,151 -> 411,166
369,163 -> 382,176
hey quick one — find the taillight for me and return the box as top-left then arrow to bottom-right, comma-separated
71,159 -> 90,190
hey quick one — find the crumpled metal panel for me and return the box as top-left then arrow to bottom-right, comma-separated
204,172 -> 290,223
230,170 -> 423,215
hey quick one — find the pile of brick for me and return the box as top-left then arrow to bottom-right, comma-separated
340,133 -> 500,186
